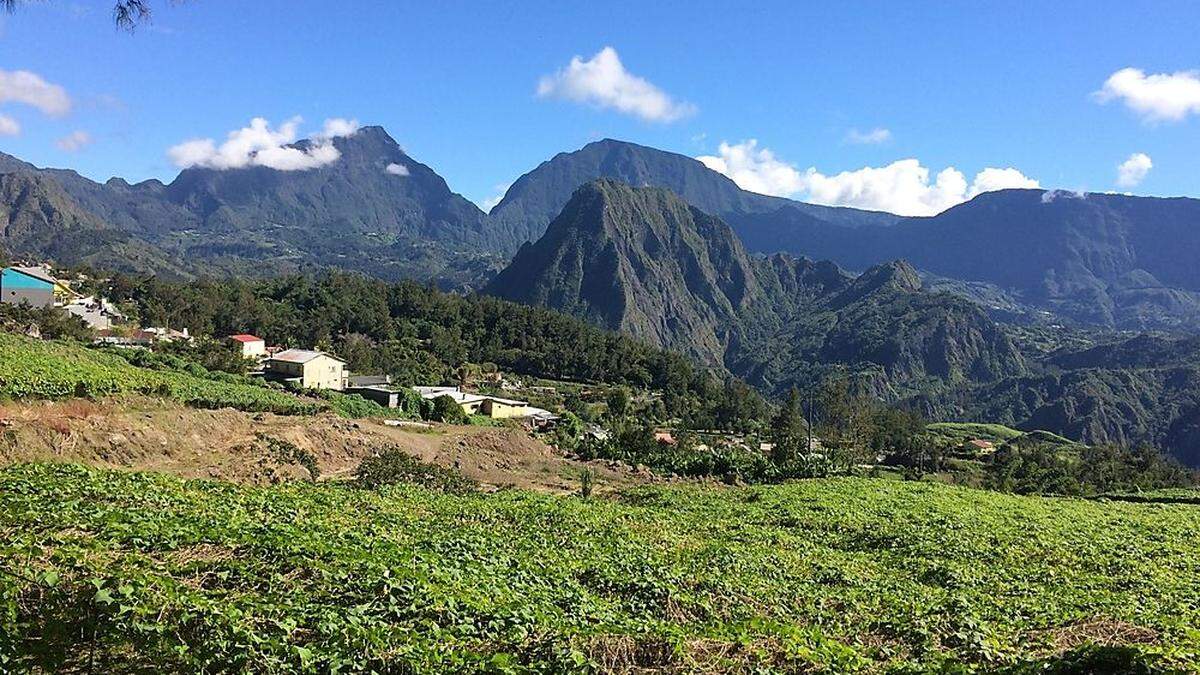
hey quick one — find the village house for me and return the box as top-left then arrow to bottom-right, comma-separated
265,349 -> 347,390
345,374 -> 398,408
227,334 -> 267,359
64,296 -> 126,331
1,266 -> 73,308
413,386 -> 558,424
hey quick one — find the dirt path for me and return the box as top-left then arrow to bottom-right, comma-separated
0,397 -> 647,493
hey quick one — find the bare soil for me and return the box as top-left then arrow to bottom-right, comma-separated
0,397 -> 649,493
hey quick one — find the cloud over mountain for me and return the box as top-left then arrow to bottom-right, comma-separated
55,130 -> 93,152
698,140 -> 1038,216
1117,152 -> 1153,187
167,117 -> 359,171
537,46 -> 695,122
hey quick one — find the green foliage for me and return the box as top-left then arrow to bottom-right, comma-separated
0,333 -> 322,415
258,435 -> 320,482
579,423 -> 774,483
0,302 -> 92,341
604,386 -> 629,418
97,272 -> 768,431
577,467 -> 595,499
986,441 -> 1196,496
927,422 -> 1025,443
316,390 -> 402,420
2,464 -> 1198,672
352,447 -> 478,494
428,394 -> 467,424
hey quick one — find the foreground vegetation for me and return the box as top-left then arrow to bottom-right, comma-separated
2,463 -> 1198,672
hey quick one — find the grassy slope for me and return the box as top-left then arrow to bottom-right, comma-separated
926,422 -> 1025,443
2,464 -> 1198,672
0,333 -> 395,418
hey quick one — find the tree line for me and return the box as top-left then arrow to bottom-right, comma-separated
92,272 -> 769,431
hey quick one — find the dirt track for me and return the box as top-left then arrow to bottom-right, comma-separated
0,397 -> 646,493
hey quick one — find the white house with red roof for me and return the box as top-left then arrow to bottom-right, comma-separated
227,334 -> 266,359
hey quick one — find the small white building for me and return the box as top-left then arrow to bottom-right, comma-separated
228,334 -> 267,359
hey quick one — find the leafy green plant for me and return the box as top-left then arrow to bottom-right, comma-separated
352,447 -> 477,494
1,463 -> 1198,672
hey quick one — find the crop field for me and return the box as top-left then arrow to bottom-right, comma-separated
0,334 -> 325,416
2,463 -> 1198,672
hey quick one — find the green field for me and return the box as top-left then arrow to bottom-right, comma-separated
2,463 -> 1197,672
0,333 -> 395,418
926,422 -> 1026,443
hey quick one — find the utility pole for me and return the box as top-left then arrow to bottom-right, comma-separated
806,386 -> 814,453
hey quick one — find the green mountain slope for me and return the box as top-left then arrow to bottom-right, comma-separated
486,179 -> 1024,396
736,189 -> 1200,330
916,333 -> 1200,466
0,171 -> 194,277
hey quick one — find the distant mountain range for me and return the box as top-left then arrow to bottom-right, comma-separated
0,127 -> 501,288
4,127 -> 1200,462
486,179 -> 1024,398
486,138 -> 1200,332
6,129 -> 1200,330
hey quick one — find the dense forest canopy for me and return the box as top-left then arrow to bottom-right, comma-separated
95,272 -> 769,431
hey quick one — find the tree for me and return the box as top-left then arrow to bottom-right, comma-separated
605,386 -> 630,418
770,387 -> 807,466
429,395 -> 467,425
4,0 -> 154,29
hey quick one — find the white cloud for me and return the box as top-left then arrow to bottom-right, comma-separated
1041,189 -> 1087,203
697,139 -> 1039,216
1116,152 -> 1152,188
479,182 -> 511,213
536,46 -> 695,122
969,167 -> 1041,196
167,117 -> 352,171
845,127 -> 892,144
0,115 -> 18,136
1095,68 -> 1200,122
0,69 -> 71,116
55,130 -> 93,152
385,162 -> 409,176
697,140 -> 805,197
316,117 -> 359,139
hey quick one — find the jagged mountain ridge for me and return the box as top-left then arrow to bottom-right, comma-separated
732,189 -> 1200,330
0,127 -> 503,287
0,171 -> 194,277
487,137 -> 899,250
485,179 -> 1024,397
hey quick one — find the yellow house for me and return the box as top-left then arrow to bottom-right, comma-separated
479,396 -> 529,419
266,349 -> 347,390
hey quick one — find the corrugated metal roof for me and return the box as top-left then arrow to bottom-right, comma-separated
11,266 -> 58,285
270,348 -> 345,364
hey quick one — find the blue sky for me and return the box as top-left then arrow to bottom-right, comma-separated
0,0 -> 1197,215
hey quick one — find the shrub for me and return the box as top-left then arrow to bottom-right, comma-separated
429,395 -> 467,424
353,447 -> 477,494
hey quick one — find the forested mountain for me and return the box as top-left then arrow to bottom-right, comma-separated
6,131 -> 1200,331
486,179 -> 1024,397
0,171 -> 194,277
734,189 -> 1200,330
917,333 -> 1200,466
